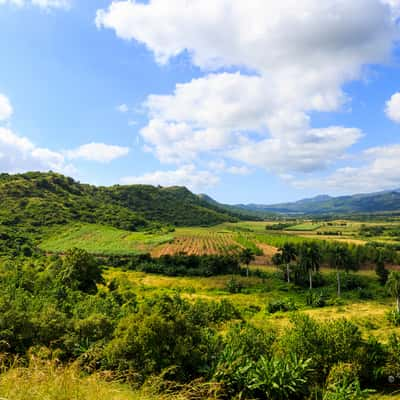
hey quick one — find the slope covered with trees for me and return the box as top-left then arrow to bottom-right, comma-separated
0,172 -> 239,229
0,172 -> 241,256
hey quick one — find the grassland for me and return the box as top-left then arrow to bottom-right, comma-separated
286,223 -> 322,231
39,223 -> 173,256
0,360 -> 171,400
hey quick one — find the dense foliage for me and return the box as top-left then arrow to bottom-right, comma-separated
104,253 -> 243,277
1,249 -> 400,398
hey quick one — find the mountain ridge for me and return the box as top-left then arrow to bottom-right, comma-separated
230,189 -> 400,215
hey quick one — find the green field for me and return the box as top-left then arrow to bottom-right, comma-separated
38,219 -> 400,260
286,223 -> 322,231
40,223 -> 174,255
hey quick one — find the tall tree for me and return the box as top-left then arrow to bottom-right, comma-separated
386,271 -> 400,312
60,248 -> 104,293
279,243 -> 297,284
328,244 -> 351,297
299,242 -> 321,289
239,248 -> 255,278
375,252 -> 389,286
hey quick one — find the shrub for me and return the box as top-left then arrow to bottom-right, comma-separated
384,334 -> 400,380
248,355 -> 313,400
279,315 -> 364,382
213,323 -> 275,397
306,290 -> 328,308
226,277 -> 243,294
266,298 -> 297,314
387,309 -> 400,326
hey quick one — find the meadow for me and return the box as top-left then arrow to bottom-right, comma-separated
39,223 -> 174,256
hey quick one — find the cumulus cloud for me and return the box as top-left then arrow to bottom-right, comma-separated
120,164 -> 219,191
0,127 -> 74,174
0,0 -> 70,9
207,160 -> 252,176
0,94 -> 13,121
294,144 -> 400,193
385,92 -> 400,123
96,0 -> 396,71
230,127 -> 363,173
97,0 -> 398,179
66,142 -> 130,163
0,94 -> 130,178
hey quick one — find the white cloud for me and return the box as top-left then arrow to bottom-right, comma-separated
230,127 -> 363,173
294,144 -> 400,193
0,0 -> 70,9
66,142 -> 130,163
0,94 -> 13,121
96,0 -> 396,71
117,103 -> 129,113
121,164 -> 219,191
97,0 -> 398,177
140,118 -> 235,163
0,96 -> 128,178
207,159 -> 251,176
0,127 -> 74,174
385,92 -> 400,123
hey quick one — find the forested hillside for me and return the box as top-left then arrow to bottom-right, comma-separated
0,172 -> 241,256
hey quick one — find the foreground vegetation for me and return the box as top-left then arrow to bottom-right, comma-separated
2,245 -> 400,399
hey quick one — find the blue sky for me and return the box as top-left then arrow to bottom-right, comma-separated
0,0 -> 400,204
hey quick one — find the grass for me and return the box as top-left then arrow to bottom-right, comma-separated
286,223 -> 322,231
104,266 -> 400,341
2,358 -> 400,400
0,360 -> 161,400
39,223 -> 173,256
255,232 -> 310,247
234,233 -> 263,255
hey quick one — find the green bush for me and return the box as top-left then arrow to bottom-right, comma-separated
266,298 -> 298,314
306,290 -> 328,308
248,355 -> 313,400
386,309 -> 400,326
279,315 -> 364,382
226,277 -> 243,293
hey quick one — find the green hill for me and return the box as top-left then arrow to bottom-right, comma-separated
0,171 -> 240,256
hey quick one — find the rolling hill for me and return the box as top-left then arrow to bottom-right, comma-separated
0,171 -> 242,256
0,172 -> 243,230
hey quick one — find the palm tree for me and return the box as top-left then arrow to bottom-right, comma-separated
239,248 -> 255,277
299,242 -> 321,289
328,244 -> 349,297
279,243 -> 297,284
386,271 -> 400,312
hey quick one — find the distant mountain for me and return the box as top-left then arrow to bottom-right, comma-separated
234,190 -> 400,215
198,194 -> 266,220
